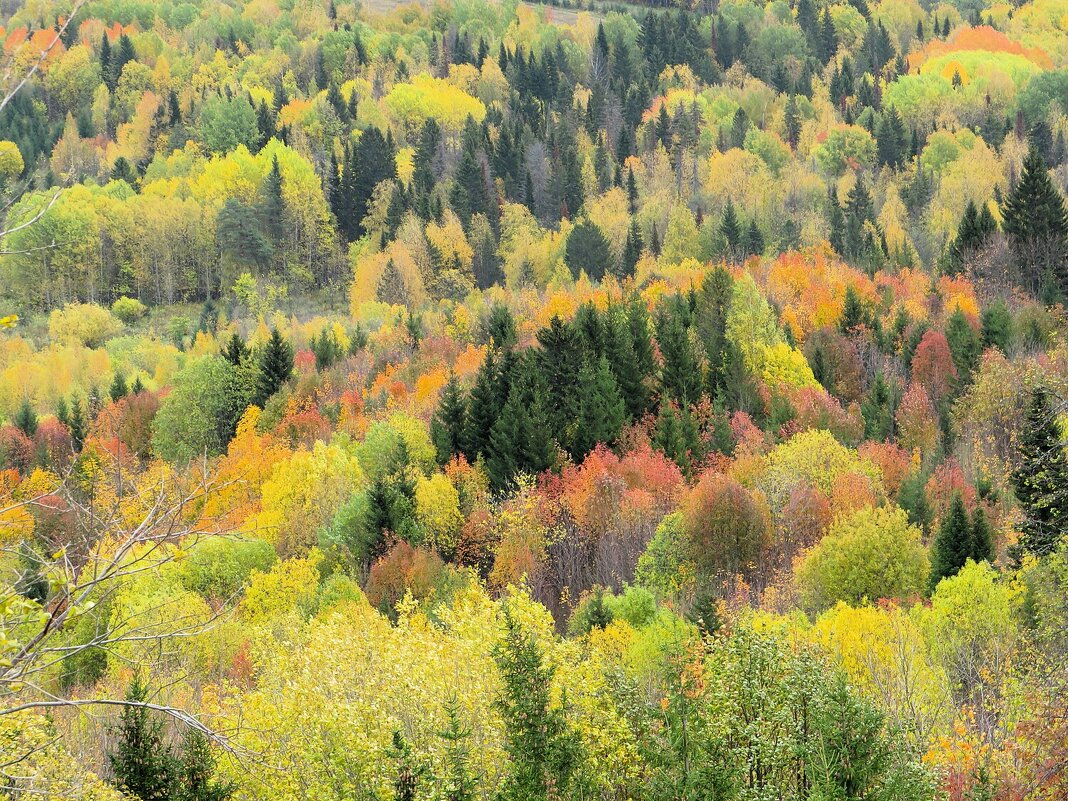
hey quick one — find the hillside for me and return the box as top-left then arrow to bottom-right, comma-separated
0,0 -> 1067,799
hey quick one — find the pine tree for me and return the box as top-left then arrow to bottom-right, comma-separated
110,372 -> 129,402
222,333 -> 247,366
255,328 -> 294,406
108,675 -> 177,801
969,506 -> 995,564
929,493 -> 973,591
493,607 -> 584,801
13,398 -> 37,438
130,375 -> 145,395
1000,145 -> 1068,294
536,316 -> 583,449
177,732 -> 233,801
840,285 -> 865,334
861,372 -> 894,441
1011,386 -> 1068,558
431,375 -> 468,465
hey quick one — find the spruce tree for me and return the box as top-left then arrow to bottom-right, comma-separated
222,333 -> 247,366
694,265 -> 733,401
100,33 -> 114,90
946,308 -> 982,387
493,607 -> 584,801
721,199 -> 741,261
13,398 -> 37,438
437,697 -> 477,801
110,372 -> 129,403
260,155 -> 286,247
1001,145 -> 1068,294
565,220 -> 613,281
255,328 -> 294,407
743,219 -> 764,257
929,493 -> 973,591
573,357 -> 626,457
657,304 -> 702,409
620,219 -> 643,279
69,398 -> 86,452
431,375 -> 468,465
970,506 -> 996,564
1011,385 -> 1068,558
177,732 -> 233,801
108,675 -> 177,801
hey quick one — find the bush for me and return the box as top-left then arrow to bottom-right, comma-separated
795,505 -> 929,613
48,303 -> 122,347
111,296 -> 147,324
177,536 -> 277,601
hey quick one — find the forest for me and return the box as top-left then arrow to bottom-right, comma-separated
0,0 -> 1066,798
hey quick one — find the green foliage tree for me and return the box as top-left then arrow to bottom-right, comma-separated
108,675 -> 177,801
1011,386 -> 1068,558
255,328 -> 294,407
1001,146 -> 1068,295
493,607 -> 584,801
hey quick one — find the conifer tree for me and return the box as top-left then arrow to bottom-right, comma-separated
657,304 -> 702,409
464,348 -> 505,459
784,94 -> 801,149
69,398 -> 86,452
177,732 -> 233,801
970,506 -> 995,564
13,398 -> 37,438
437,697 -> 477,801
255,328 -> 294,406
493,607 -> 584,801
260,156 -> 286,247
431,375 -> 468,465
929,493 -> 973,591
1011,385 -> 1068,558
743,220 -> 764,257
620,219 -> 643,279
377,258 -> 408,306
100,33 -> 113,90
573,357 -> 626,457
1001,145 -> 1068,294
721,199 -> 741,260
222,333 -> 247,366
565,220 -> 613,281
946,308 -> 981,387
695,265 -> 733,401
110,372 -> 129,402
108,675 -> 177,801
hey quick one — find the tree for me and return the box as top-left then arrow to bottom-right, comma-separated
12,398 -> 37,438
343,126 -> 396,241
1001,146 -> 1068,295
721,199 -> 741,260
177,732 -> 233,801
1011,386 -> 1068,559
929,493 -> 972,591
573,357 -> 626,457
657,303 -> 702,408
681,472 -> 771,581
437,697 -> 477,801
110,372 -> 129,403
221,333 -> 248,366
152,356 -> 256,461
493,607 -> 584,801
565,219 -> 613,281
796,505 -> 930,612
255,328 -> 294,407
108,675 -> 177,801
431,375 -> 468,465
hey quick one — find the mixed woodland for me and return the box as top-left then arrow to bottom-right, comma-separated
0,0 -> 1067,798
